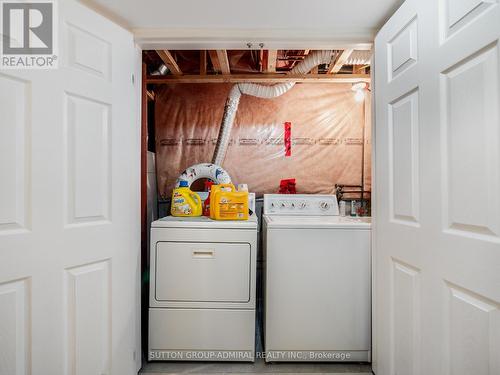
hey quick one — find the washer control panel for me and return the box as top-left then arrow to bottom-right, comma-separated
263,194 -> 339,216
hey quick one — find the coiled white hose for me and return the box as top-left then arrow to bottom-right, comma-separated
211,50 -> 334,165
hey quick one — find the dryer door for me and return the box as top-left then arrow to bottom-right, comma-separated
154,241 -> 251,303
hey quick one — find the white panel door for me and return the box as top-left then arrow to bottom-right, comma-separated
0,1 -> 140,374
374,0 -> 500,374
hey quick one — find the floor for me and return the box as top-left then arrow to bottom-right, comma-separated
140,359 -> 372,375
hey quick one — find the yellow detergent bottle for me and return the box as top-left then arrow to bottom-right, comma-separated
210,183 -> 249,220
171,181 -> 202,217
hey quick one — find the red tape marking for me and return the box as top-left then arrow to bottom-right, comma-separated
284,122 -> 291,157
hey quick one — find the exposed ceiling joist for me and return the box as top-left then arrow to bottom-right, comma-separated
329,49 -> 353,74
291,49 -> 310,70
200,50 -> 207,75
217,50 -> 230,74
156,50 -> 182,75
208,50 -> 230,75
266,50 -> 278,72
353,64 -> 367,74
354,64 -> 370,74
208,50 -> 221,72
147,73 -> 370,84
146,90 -> 155,101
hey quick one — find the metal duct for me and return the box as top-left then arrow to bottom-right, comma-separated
211,50 -> 334,166
345,50 -> 372,66
151,64 -> 169,76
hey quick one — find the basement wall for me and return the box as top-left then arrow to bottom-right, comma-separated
154,82 -> 371,199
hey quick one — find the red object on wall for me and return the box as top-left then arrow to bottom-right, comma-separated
284,121 -> 292,157
279,179 -> 296,194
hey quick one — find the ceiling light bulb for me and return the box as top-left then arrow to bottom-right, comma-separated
354,89 -> 365,102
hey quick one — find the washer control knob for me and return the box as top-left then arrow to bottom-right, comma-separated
320,201 -> 330,210
291,203 -> 295,209
299,202 -> 307,209
281,202 -> 286,208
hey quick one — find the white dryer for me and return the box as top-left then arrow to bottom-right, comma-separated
149,215 -> 258,361
263,194 -> 371,362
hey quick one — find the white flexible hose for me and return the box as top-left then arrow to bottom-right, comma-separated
211,50 -> 334,165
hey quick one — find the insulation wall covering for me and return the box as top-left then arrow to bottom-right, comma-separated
154,83 -> 371,199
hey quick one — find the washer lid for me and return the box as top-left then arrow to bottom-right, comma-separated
152,214 -> 258,229
264,215 -> 371,229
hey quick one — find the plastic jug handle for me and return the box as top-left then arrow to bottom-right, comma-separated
191,192 -> 202,206
218,183 -> 235,191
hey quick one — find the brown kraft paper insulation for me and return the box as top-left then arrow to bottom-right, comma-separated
155,83 -> 371,199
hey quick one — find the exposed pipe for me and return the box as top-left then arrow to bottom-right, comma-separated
151,64 -> 169,76
211,50 -> 333,165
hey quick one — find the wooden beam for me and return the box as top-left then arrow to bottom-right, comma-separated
329,49 -> 353,74
216,50 -> 230,75
156,50 -> 182,75
208,50 -> 220,73
208,50 -> 230,74
266,50 -> 278,72
353,64 -> 369,74
200,50 -> 207,75
327,51 -> 338,74
147,73 -> 370,84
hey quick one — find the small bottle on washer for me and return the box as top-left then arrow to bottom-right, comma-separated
339,201 -> 346,217
350,200 -> 357,217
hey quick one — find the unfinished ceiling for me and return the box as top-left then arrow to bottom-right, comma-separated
144,49 -> 371,84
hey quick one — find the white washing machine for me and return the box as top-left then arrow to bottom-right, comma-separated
149,215 -> 258,361
263,194 -> 371,362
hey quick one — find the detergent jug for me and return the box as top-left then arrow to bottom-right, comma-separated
171,181 -> 202,217
210,184 -> 249,220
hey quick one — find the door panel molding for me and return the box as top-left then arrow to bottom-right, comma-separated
375,1 -> 500,374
